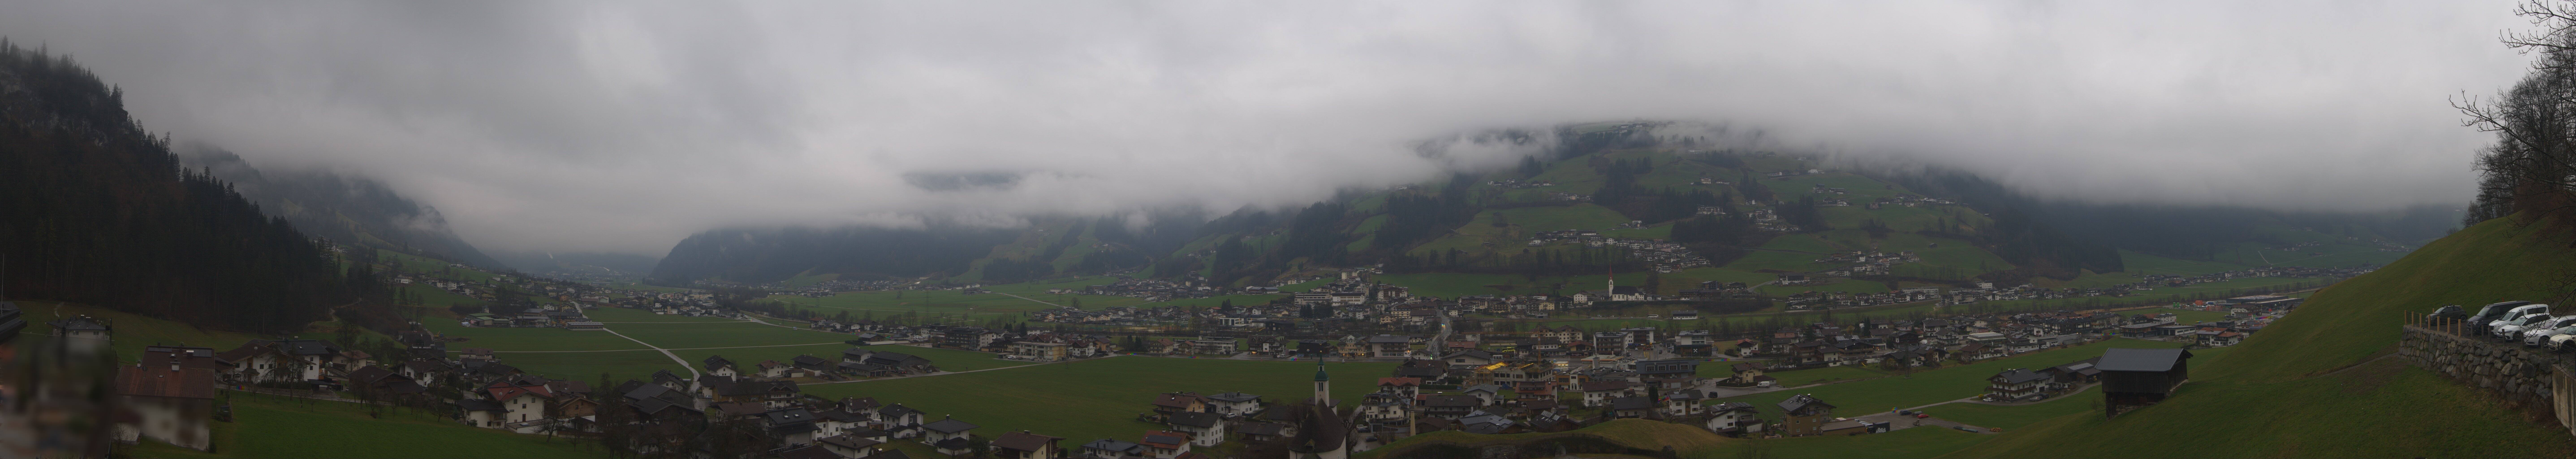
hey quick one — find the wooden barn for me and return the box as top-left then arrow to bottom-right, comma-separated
2097,348 -> 2192,418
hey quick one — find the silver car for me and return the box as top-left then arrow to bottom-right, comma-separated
2524,318 -> 2576,346
2493,313 -> 2557,340
2532,324 -> 2576,349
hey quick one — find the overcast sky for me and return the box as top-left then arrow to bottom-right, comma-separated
0,1 -> 2533,254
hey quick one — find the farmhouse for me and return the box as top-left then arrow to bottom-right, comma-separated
1776,394 -> 1835,437
1988,368 -> 2050,402
2099,348 -> 2193,418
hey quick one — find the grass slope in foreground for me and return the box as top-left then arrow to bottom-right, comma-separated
126,391 -> 597,459
804,357 -> 1393,445
1945,217 -> 2576,458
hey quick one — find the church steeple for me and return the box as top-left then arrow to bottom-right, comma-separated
1311,360 -> 1330,405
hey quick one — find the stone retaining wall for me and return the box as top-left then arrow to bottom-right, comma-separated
2396,325 -> 2566,406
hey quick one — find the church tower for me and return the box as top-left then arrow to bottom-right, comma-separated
1311,360 -> 1330,406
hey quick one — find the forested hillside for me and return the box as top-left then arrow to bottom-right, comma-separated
187,148 -> 509,270
0,42 -> 345,332
649,121 -> 2433,293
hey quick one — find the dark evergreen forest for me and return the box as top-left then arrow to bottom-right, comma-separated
0,43 -> 347,333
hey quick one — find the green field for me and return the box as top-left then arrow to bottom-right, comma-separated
18,301 -> 269,363
1949,217 -> 2576,457
1757,364 -> 1889,387
1714,338 -> 2200,419
127,391 -> 598,459
1920,386 -> 2100,430
803,357 -> 1393,444
610,321 -> 855,348
1723,424 -> 1994,459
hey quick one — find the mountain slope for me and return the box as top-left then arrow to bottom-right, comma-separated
187,148 -> 509,270
1940,216 -> 2576,458
0,43 -> 344,332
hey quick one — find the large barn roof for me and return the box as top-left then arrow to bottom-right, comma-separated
2096,348 -> 2192,372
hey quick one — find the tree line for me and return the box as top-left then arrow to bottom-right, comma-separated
0,41 -> 347,333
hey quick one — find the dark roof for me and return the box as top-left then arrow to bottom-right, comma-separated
1608,396 -> 1654,410
1992,368 -> 2050,384
2096,348 -> 2193,372
1777,394 -> 1834,414
992,431 -> 1063,452
1169,411 -> 1223,428
703,355 -> 735,371
114,365 -> 215,399
1426,395 -> 1482,407
777,445 -> 844,459
1082,439 -> 1147,453
1207,392 -> 1261,403
923,417 -> 979,433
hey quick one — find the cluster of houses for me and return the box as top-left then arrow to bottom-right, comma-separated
1522,232 -> 1713,273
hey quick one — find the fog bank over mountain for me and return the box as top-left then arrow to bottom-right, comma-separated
0,1 -> 2525,254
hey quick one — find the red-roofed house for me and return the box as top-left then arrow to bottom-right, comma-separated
480,375 -> 556,427
111,362 -> 217,450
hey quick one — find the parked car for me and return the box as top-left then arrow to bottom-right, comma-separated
2492,313 -> 2558,340
2523,318 -> 2576,346
2466,301 -> 2531,336
2487,304 -> 2552,338
2531,323 -> 2576,349
2550,330 -> 2576,352
2430,305 -> 2468,323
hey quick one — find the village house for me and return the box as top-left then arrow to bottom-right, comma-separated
1988,368 -> 2049,402
1166,411 -> 1228,447
1704,402 -> 1765,436
993,431 -> 1065,459
922,415 -> 981,456
1777,394 -> 1835,437
110,359 -> 217,451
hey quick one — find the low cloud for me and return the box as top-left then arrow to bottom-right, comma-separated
0,0 -> 2528,253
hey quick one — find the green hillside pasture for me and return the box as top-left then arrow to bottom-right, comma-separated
1945,357 -> 2576,458
1919,386 -> 2100,430
612,321 -> 858,349
802,357 -> 1394,444
126,391 -> 599,459
1714,338 -> 2196,418
1715,424 -> 1993,459
765,289 -> 1083,315
19,301 -> 269,363
1765,173 -> 1907,201
2116,250 -> 2249,276
1496,204 -> 1630,232
2205,217 -> 2569,384
1760,233 -> 1838,253
1940,217 -> 2576,458
379,249 -> 499,283
1597,223 -> 1673,240
1352,214 -> 1388,234
397,284 -> 487,309
1757,278 -> 1891,296
1721,250 -> 1841,273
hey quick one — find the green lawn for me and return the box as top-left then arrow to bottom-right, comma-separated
484,350 -> 680,382
418,323 -> 647,352
125,391 -> 598,458
1704,423 -> 1993,459
611,322 -> 860,348
1921,386 -> 2100,430
1713,339 -> 2194,418
802,357 -> 1393,444
17,301 -> 269,363
1760,364 -> 1888,387
1948,217 -> 2576,458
